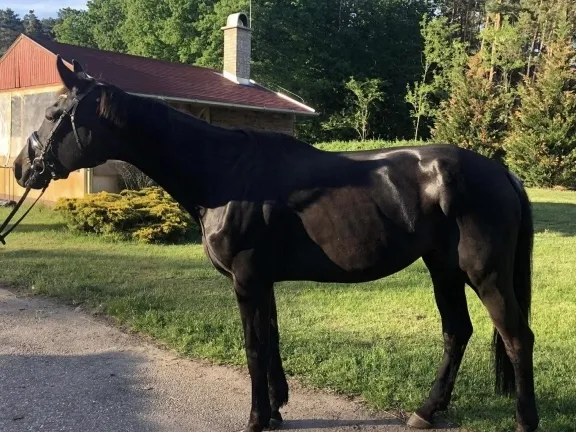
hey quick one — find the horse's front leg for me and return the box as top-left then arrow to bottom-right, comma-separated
235,278 -> 273,432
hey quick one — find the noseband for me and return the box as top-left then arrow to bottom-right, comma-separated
0,82 -> 98,245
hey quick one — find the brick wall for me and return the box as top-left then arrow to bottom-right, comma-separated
223,19 -> 252,82
211,107 -> 295,136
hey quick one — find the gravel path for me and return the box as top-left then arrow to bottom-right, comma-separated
0,287 -> 459,432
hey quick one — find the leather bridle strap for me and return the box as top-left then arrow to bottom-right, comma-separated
0,183 -> 47,245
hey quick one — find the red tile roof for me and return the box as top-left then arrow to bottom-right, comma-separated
31,36 -> 316,116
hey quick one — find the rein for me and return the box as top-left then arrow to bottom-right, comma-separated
0,82 -> 97,245
0,183 -> 47,245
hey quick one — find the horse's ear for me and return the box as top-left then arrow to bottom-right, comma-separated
72,59 -> 85,75
56,55 -> 80,90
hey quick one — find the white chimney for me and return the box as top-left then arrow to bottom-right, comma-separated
222,12 -> 252,85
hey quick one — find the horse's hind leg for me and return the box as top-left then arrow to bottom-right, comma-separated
408,252 -> 472,429
268,290 -> 289,429
468,270 -> 539,432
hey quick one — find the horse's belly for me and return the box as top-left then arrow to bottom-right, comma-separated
276,238 -> 422,283
276,200 -> 425,283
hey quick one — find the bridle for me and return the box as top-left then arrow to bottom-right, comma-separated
0,82 -> 98,245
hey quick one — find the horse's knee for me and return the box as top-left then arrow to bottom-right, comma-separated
446,323 -> 473,346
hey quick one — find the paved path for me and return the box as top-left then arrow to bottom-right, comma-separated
0,287 -> 458,432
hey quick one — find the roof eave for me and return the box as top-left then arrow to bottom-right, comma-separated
129,92 -> 319,116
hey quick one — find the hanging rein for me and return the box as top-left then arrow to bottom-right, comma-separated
0,83 -> 97,245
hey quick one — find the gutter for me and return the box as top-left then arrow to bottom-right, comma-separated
129,92 -> 319,117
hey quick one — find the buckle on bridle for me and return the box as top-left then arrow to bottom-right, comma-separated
32,157 -> 46,175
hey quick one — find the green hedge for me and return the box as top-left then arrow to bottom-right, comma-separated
313,139 -> 427,152
55,187 -> 197,244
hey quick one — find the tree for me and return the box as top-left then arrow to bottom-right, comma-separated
432,53 -> 513,162
322,77 -> 385,141
191,0 -> 247,69
89,0 -> 127,53
40,17 -> 59,40
406,15 -> 467,140
22,10 -> 43,39
53,8 -> 97,48
0,8 -> 23,55
121,0 -> 199,62
505,18 -> 576,187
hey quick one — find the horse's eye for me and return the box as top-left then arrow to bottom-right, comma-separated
45,106 -> 60,123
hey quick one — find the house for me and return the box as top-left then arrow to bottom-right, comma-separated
0,12 -> 316,204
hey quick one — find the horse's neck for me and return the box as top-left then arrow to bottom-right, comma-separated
114,94 -> 249,211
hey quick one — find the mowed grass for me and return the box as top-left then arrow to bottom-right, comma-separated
1,188 -> 575,431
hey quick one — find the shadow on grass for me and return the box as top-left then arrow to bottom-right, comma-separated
532,202 -> 576,236
9,223 -> 67,233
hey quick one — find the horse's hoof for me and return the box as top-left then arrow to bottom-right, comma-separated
267,418 -> 282,430
407,413 -> 432,429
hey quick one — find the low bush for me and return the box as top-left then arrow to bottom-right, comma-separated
313,139 -> 426,152
55,187 -> 197,244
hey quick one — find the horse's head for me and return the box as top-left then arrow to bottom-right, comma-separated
14,56 -> 121,189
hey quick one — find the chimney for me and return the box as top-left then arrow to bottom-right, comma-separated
222,12 -> 252,85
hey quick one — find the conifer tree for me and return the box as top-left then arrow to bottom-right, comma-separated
504,16 -> 576,187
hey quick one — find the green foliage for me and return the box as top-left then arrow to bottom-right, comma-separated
120,0 -> 199,62
191,0 -> 247,69
314,139 -> 426,152
22,10 -> 42,39
322,77 -> 385,141
89,0 -> 127,52
0,8 -> 23,55
432,54 -> 513,162
405,15 -> 467,140
54,187 -> 197,244
52,8 -> 97,48
505,27 -> 576,188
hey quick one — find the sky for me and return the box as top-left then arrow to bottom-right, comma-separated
4,1 -> 87,19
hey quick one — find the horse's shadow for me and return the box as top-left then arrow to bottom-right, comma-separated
280,417 -> 456,430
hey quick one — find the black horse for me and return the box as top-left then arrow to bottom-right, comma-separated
12,57 -> 539,432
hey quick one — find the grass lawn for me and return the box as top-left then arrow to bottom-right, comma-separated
1,188 -> 575,431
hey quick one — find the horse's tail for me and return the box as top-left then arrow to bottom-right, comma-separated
492,172 -> 534,396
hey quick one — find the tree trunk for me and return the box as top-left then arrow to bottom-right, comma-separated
480,13 -> 491,55
488,4 -> 502,85
526,28 -> 539,79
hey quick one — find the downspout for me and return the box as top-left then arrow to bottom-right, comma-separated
85,168 -> 93,195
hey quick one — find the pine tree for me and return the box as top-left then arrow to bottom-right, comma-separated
0,8 -> 23,55
504,18 -> 576,187
432,53 -> 513,162
22,10 -> 42,39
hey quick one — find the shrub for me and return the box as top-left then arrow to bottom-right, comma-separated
55,187 -> 197,244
